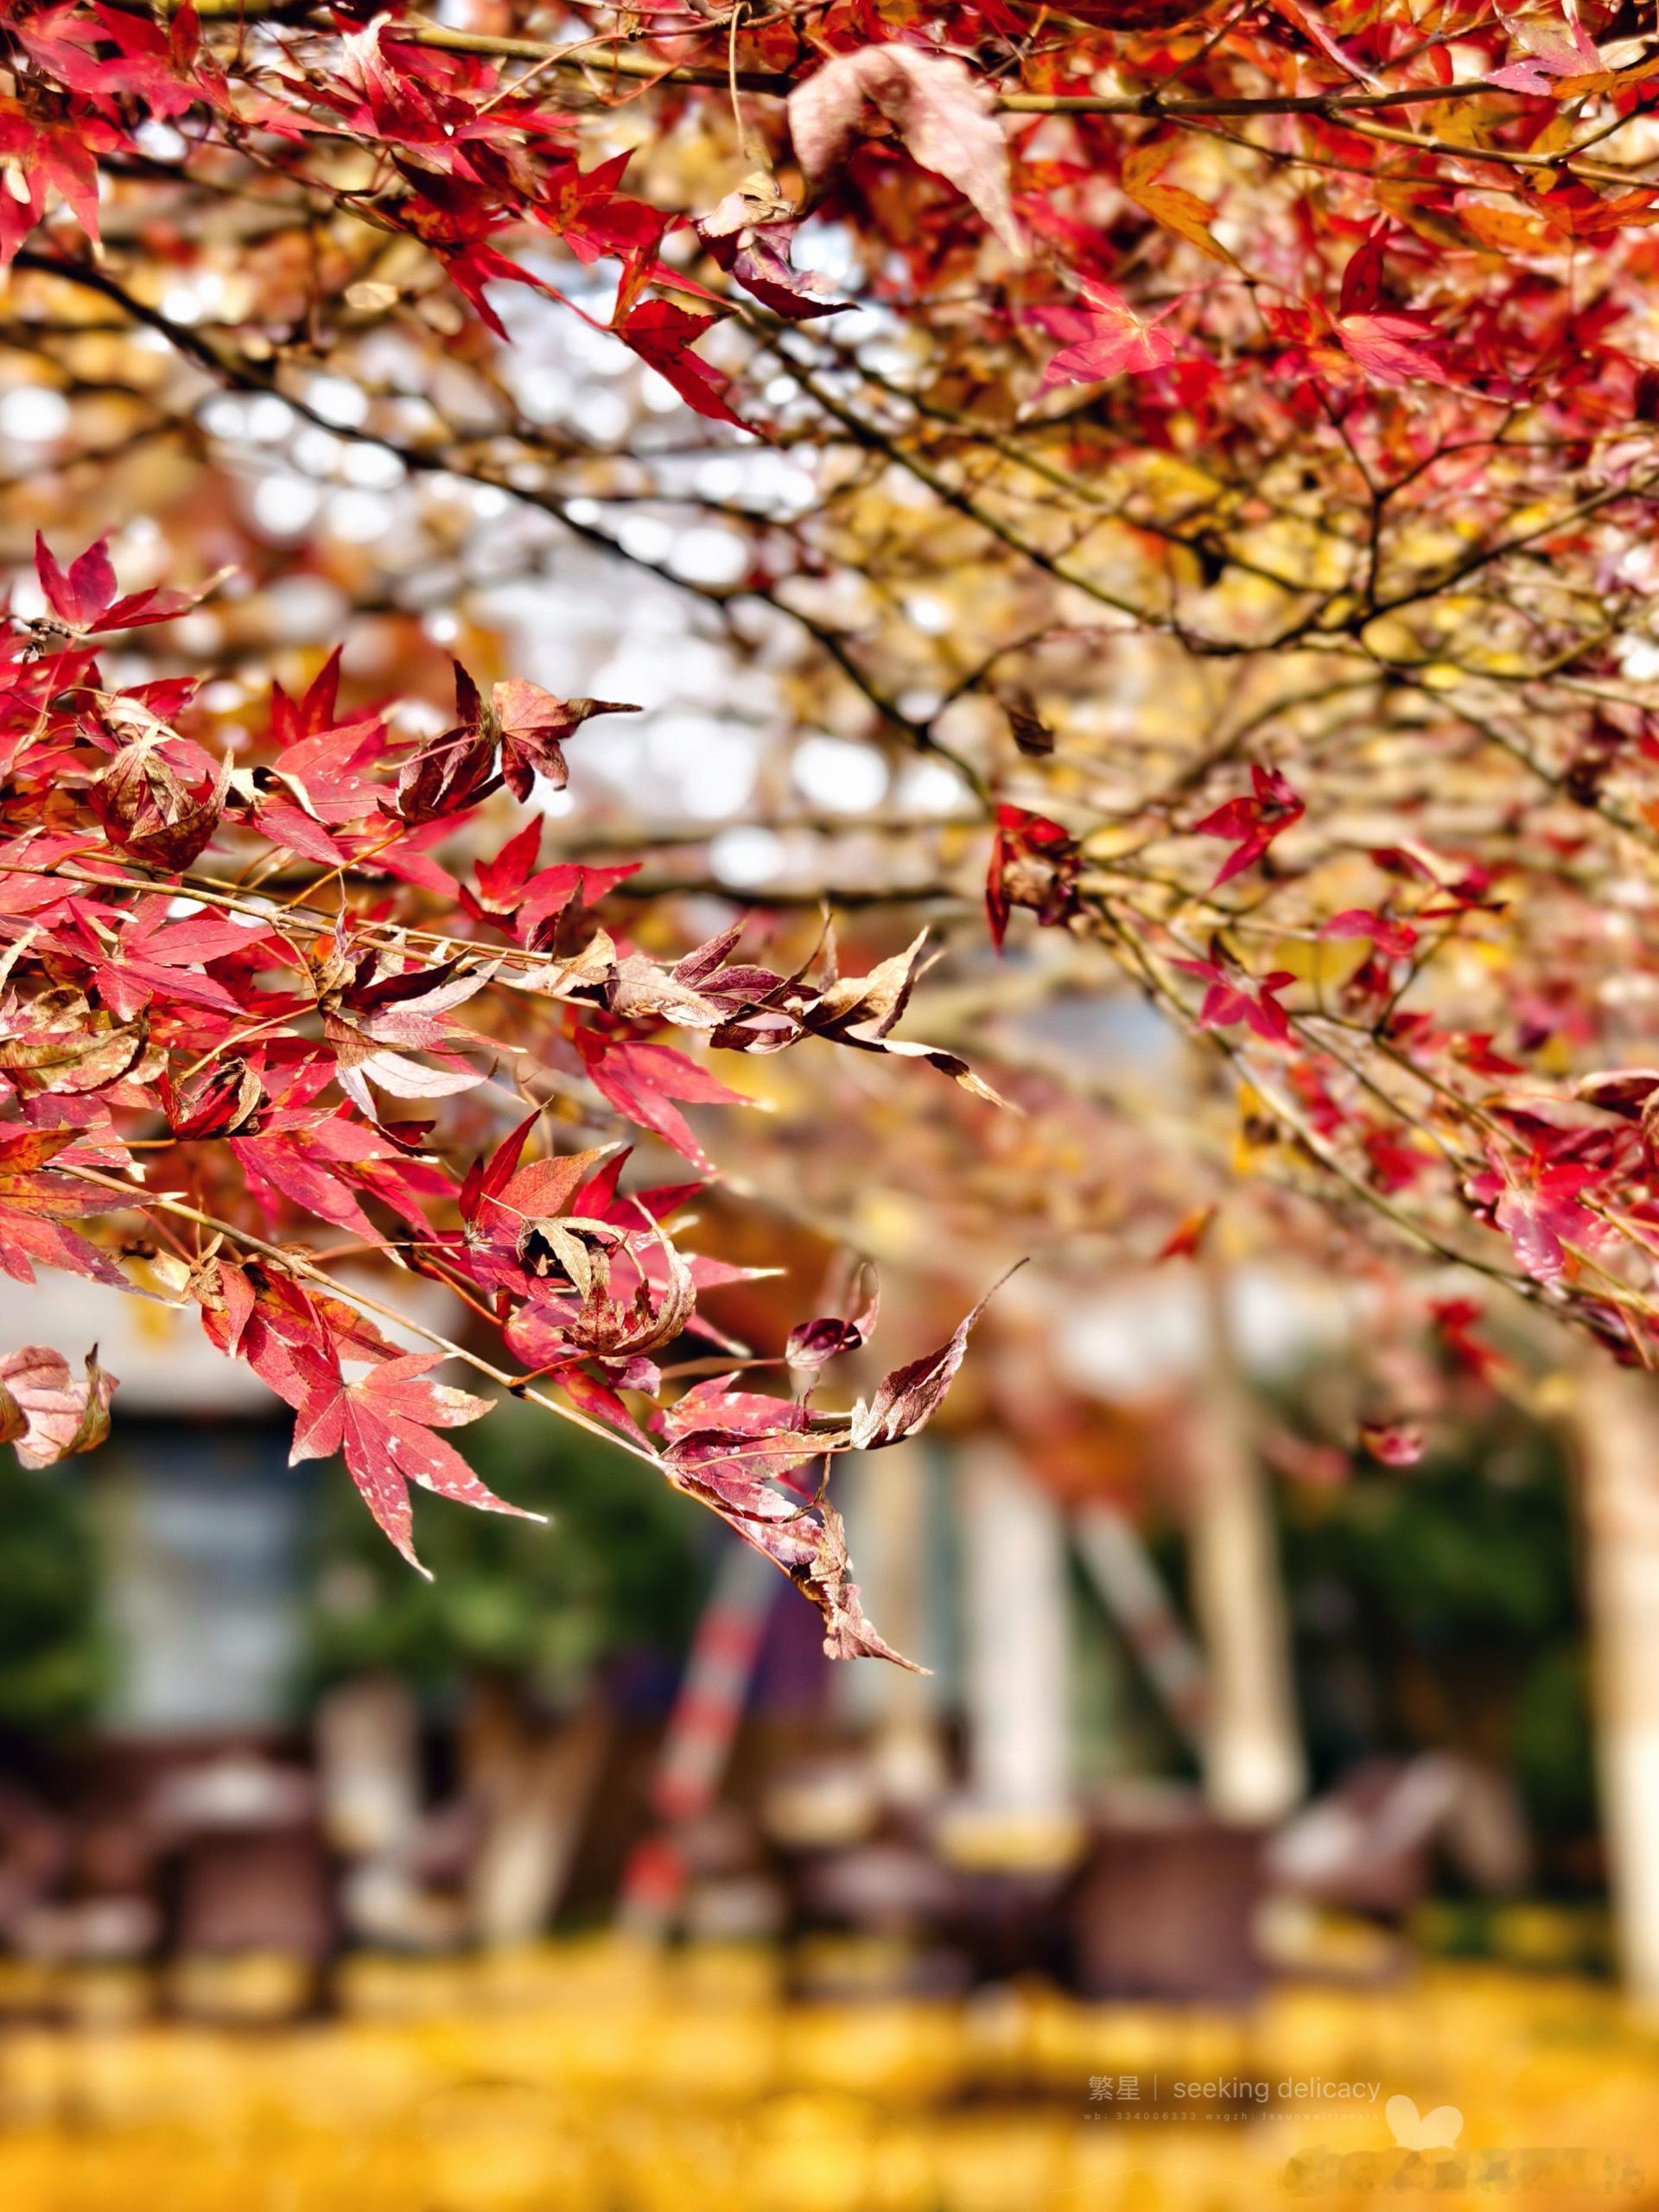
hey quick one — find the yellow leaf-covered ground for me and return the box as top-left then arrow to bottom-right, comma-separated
0,1946 -> 1656,2209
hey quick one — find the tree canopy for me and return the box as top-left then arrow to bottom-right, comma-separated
3,0 -> 1659,1655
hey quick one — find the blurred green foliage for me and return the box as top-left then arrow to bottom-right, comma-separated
0,1457 -> 105,1735
1281,1412 -> 1597,1860
306,1398 -> 711,1703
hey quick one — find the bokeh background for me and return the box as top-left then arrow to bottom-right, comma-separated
1,98 -> 1657,2210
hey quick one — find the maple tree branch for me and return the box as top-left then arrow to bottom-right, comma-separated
820,338 -> 1326,602
53,1162 -> 673,1471
995,85 -> 1511,119
1365,463 -> 1659,623
26,0 -> 1659,1637
1082,908 -> 1547,1306
10,249 -> 973,776
171,3 -> 1537,121
1337,112 -> 1647,190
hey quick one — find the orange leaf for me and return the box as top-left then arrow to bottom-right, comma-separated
1458,202 -> 1551,254
1122,142 -> 1237,268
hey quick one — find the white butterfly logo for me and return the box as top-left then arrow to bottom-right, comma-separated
1386,2094 -> 1463,2153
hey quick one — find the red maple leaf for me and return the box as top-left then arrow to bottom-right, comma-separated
1336,311 -> 1457,391
13,0 -> 221,120
1322,907 -> 1418,960
614,299 -> 748,428
264,658 -> 390,829
1430,1296 -> 1508,1382
34,532 -> 199,634
1487,11 -> 1603,93
286,1349 -> 537,1572
233,1116 -> 446,1243
0,110 -> 103,261
459,815 -> 639,940
577,1035 -> 750,1168
985,804 -> 1082,950
1033,281 -> 1183,390
537,151 -> 665,265
1336,227 -> 1389,320
0,1127 -> 130,1288
88,896 -> 265,1020
1465,1147 -> 1606,1286
1173,951 -> 1297,1043
1192,764 -> 1305,887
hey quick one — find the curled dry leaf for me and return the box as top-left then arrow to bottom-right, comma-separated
789,46 -> 1023,259
664,1438 -> 923,1669
698,170 -> 849,321
803,931 -> 1010,1105
563,1222 -> 696,1360
491,681 -> 638,801
160,1057 -> 264,1139
0,1345 -> 116,1467
786,1262 -> 880,1376
0,992 -> 151,1097
87,721 -> 229,872
656,1265 -> 1001,1668
1001,690 -> 1055,758
849,1267 -> 1020,1451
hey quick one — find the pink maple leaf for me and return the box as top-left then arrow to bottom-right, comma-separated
1192,764 -> 1305,887
1465,1148 -> 1606,1286
1034,281 -> 1182,391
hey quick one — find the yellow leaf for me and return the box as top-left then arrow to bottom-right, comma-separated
1122,143 -> 1237,268
1458,201 -> 1551,254
1523,109 -> 1578,189
1262,934 -> 1370,990
1555,58 -> 1659,99
1422,99 -> 1489,149
1376,183 -> 1484,256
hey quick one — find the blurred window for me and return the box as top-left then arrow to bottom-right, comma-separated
97,1422 -> 311,1734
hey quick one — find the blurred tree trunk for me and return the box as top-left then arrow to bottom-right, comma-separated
1185,1273 -> 1306,1823
315,1675 -> 423,1859
1572,1356 -> 1659,2008
463,1688 -> 611,1947
841,1441 -> 949,1808
961,1440 -> 1072,1815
